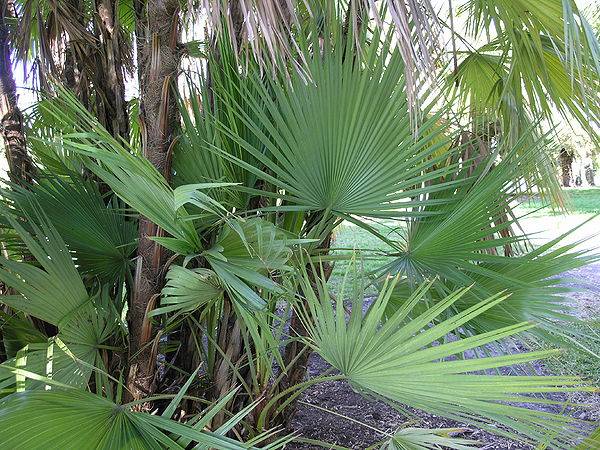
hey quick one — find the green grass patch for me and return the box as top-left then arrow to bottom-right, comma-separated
327,221 -> 400,296
540,320 -> 600,384
521,188 -> 600,215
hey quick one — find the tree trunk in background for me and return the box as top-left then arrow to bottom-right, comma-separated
94,0 -> 130,141
275,232 -> 334,427
559,148 -> 573,187
61,0 -> 129,141
126,0 -> 180,403
0,1 -> 35,185
63,0 -> 91,109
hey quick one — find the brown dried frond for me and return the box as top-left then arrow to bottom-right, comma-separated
201,1 -> 442,115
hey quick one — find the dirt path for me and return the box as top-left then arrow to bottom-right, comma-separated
288,263 -> 600,449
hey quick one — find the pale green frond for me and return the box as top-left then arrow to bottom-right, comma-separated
0,208 -> 118,393
0,208 -> 91,340
202,218 -> 302,309
0,389 -> 256,449
299,268 -> 592,448
0,311 -> 46,360
215,28 -> 462,219
174,47 -> 262,210
1,175 -> 136,284
36,89 -> 237,255
577,424 -> 600,449
0,341 -> 95,395
380,427 -> 478,450
150,266 -> 223,317
202,0 -> 441,111
378,148 -> 596,343
459,0 -> 600,135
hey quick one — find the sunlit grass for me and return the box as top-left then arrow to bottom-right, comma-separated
520,188 -> 600,215
541,321 -> 600,383
328,221 -> 400,296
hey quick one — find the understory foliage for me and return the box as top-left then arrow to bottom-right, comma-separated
0,1 -> 599,448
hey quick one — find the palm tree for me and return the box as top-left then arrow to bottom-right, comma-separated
126,0 -> 182,402
0,0 -> 34,185
0,1 -> 599,448
12,0 -> 132,141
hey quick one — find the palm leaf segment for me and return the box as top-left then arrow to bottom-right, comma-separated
0,175 -> 136,284
382,427 -> 478,450
457,0 -> 600,136
300,271 -> 592,448
216,30 -> 460,219
0,208 -> 117,393
380,148 -> 596,339
0,388 -> 264,449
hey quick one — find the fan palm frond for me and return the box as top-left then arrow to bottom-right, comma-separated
458,0 -> 600,136
1,175 -> 136,284
299,267 -> 593,448
150,265 -> 223,317
214,27 -> 460,220
378,144 -> 596,346
0,207 -> 118,393
380,427 -> 478,450
0,388 -> 264,449
36,89 -> 237,255
202,0 -> 441,112
203,218 -> 306,310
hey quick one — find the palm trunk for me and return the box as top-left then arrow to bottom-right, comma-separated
94,0 -> 130,141
126,0 -> 180,403
0,1 -> 34,185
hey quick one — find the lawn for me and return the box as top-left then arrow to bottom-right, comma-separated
328,220 -> 398,295
520,187 -> 600,215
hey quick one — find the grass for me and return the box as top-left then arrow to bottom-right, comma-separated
328,220 -> 399,296
520,187 -> 600,215
540,321 -> 600,384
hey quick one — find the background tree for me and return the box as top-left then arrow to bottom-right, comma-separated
0,0 -> 33,185
13,0 -> 132,140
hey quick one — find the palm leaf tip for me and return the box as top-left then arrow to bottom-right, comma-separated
0,389 -> 256,449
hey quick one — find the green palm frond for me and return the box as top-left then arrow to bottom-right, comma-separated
380,427 -> 478,450
0,208 -> 98,341
0,311 -> 46,360
0,388 -> 260,449
377,147 -> 596,345
299,267 -> 592,448
37,89 -> 238,255
214,28 -> 461,219
150,266 -> 223,317
203,218 -> 304,310
0,207 -> 118,393
203,0 -> 441,112
174,43 -> 262,210
577,424 -> 600,449
458,0 -> 600,135
1,175 -> 136,284
0,339 -> 95,395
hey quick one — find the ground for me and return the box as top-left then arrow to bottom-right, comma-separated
288,188 -> 600,449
